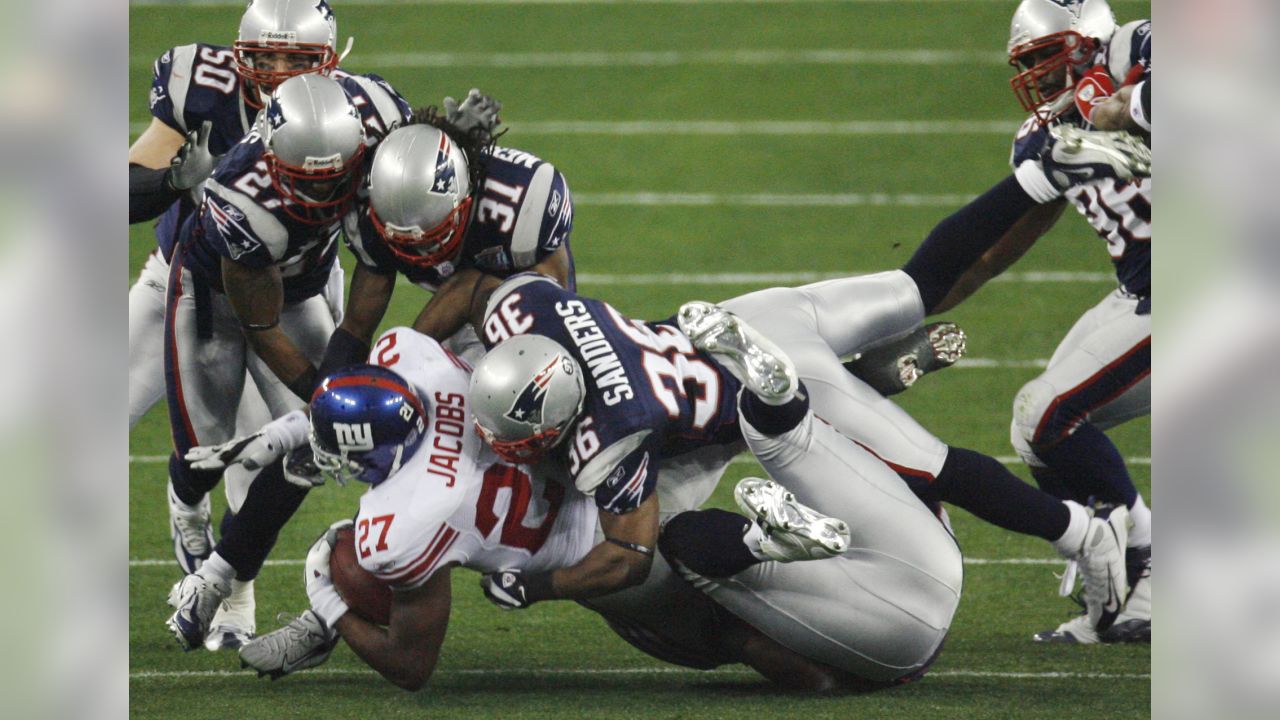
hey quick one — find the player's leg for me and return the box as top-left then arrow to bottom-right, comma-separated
681,300 -> 1129,642
1011,290 -> 1152,643
163,251 -> 249,574
129,250 -> 170,428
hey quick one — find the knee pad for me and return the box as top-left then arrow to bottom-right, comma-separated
1011,377 -> 1059,449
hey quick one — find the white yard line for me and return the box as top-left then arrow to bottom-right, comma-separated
131,119 -> 1015,136
342,49 -> 999,68
572,192 -> 979,206
129,666 -> 1148,680
566,270 -> 1112,284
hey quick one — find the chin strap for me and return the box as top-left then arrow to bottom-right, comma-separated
337,36 -> 354,64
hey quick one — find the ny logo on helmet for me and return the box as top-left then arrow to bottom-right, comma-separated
333,422 -> 375,451
506,355 -> 570,425
430,133 -> 458,195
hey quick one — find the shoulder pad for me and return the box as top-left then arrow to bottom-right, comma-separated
202,178 -> 288,264
1107,20 -> 1151,84
482,272 -> 564,327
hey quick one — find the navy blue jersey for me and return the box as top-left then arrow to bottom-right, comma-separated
1009,19 -> 1151,303
170,65 -> 410,303
146,43 -> 410,261
480,274 -> 741,514
345,145 -> 575,290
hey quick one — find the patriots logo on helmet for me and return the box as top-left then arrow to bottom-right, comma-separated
315,1 -> 335,23
1046,0 -> 1085,15
506,355 -> 563,425
430,133 -> 458,195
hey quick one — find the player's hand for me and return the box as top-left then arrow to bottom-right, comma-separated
443,88 -> 502,139
1073,65 -> 1115,125
305,519 -> 353,626
185,409 -> 309,471
480,570 -> 535,610
167,120 -> 218,192
1040,125 -> 1151,193
283,445 -> 327,488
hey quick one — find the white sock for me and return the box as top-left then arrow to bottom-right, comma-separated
1128,494 -> 1152,548
197,552 -> 235,585
742,522 -> 771,560
1052,501 -> 1091,557
226,578 -> 255,608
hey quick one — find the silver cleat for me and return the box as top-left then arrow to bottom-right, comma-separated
735,477 -> 850,562
677,301 -> 799,404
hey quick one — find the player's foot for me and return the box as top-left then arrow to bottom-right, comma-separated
239,610 -> 339,679
166,572 -> 231,651
1102,545 -> 1151,643
843,322 -> 967,396
168,480 -> 213,574
735,477 -> 850,562
1033,612 -> 1101,644
678,301 -> 798,405
1075,505 -> 1130,633
205,579 -> 257,651
1044,125 -> 1151,189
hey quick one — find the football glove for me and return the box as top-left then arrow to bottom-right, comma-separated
1040,125 -> 1151,193
305,519 -> 353,627
444,88 -> 502,140
167,120 -> 218,193
283,445 -> 327,488
1073,65 -> 1116,125
185,410 -> 310,471
480,570 -> 537,610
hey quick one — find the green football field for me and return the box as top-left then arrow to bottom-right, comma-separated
129,1 -> 1152,717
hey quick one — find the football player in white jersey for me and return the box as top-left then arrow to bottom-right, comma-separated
888,0 -> 1152,643
231,327 -> 959,690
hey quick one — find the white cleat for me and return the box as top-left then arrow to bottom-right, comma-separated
166,573 -> 231,651
1102,545 -> 1151,643
1077,506 -> 1130,633
735,477 -> 850,562
677,301 -> 798,404
205,579 -> 257,651
1033,612 -> 1101,644
239,610 -> 339,680
168,480 -> 214,574
1044,125 -> 1151,188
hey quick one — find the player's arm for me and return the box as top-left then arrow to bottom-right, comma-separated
316,263 -> 396,381
552,493 -> 659,597
1090,83 -> 1149,133
411,268 -> 486,340
129,119 -> 188,224
527,245 -> 572,287
929,198 -> 1068,313
222,257 -> 318,399
335,569 -> 453,692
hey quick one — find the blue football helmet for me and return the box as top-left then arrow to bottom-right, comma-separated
308,365 -> 427,485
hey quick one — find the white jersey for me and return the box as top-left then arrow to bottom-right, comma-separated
352,327 -> 597,590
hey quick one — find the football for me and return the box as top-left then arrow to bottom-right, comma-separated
330,526 -> 392,625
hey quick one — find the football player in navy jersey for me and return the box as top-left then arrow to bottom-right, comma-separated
462,271 -> 1131,651
162,73 -> 407,652
314,115 -> 575,381
887,0 -> 1153,643
131,0 -> 354,652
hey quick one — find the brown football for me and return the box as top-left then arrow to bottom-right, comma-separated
330,526 -> 392,625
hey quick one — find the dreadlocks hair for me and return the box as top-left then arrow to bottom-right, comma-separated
408,105 -> 506,193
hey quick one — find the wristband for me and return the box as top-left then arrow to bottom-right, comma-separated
1013,160 -> 1063,203
522,572 -> 556,603
262,409 -> 311,452
606,537 -> 655,557
287,367 -> 320,402
310,584 -> 350,628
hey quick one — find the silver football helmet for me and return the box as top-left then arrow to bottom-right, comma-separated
368,125 -> 475,270
469,335 -> 586,464
235,0 -> 343,107
260,74 -> 367,225
1007,0 -> 1117,124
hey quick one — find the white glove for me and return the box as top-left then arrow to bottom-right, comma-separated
443,88 -> 502,138
185,409 -> 309,471
305,519 -> 353,627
